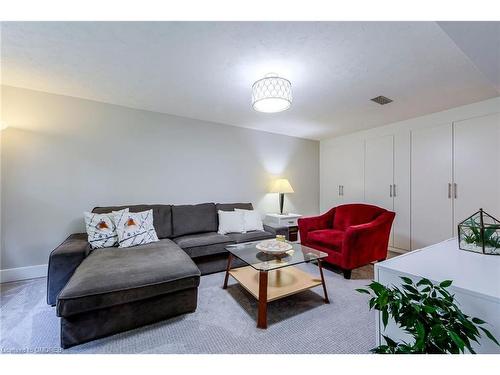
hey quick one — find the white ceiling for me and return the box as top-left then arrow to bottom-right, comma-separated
1,21 -> 499,140
437,22 -> 500,92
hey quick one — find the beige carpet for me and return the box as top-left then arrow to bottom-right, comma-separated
1,262 -> 377,354
322,250 -> 402,280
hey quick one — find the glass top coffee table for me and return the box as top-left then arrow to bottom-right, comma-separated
222,240 -> 329,329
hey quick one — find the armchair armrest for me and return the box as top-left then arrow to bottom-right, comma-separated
342,212 -> 395,269
298,208 -> 336,244
47,233 -> 90,306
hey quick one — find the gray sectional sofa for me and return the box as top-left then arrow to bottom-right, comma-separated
47,202 -> 281,348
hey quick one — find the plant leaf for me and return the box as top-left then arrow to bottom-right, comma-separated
417,278 -> 433,287
382,309 -> 389,328
479,327 -> 500,347
448,331 -> 465,352
423,305 -> 437,314
382,335 -> 398,347
356,288 -> 371,295
472,317 -> 486,325
369,282 -> 386,295
400,276 -> 413,284
415,321 -> 426,349
402,284 -> 419,294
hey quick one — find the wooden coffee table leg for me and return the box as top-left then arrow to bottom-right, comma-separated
257,270 -> 268,329
222,253 -> 233,289
318,259 -> 330,303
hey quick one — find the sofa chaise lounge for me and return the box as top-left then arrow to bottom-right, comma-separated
47,202 -> 281,348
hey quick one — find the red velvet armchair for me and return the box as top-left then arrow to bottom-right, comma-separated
298,204 -> 395,279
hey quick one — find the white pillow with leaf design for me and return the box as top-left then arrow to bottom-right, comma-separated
113,209 -> 159,248
84,209 -> 128,249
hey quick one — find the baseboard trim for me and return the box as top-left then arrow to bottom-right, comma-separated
389,247 -> 409,255
0,264 -> 48,283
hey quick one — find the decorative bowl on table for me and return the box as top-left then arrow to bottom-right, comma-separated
256,239 -> 293,255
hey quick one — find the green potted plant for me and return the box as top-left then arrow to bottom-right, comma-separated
357,277 -> 499,353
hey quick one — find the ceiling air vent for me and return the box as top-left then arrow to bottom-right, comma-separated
371,95 -> 393,105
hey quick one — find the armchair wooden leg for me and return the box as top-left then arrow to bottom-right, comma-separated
343,269 -> 352,279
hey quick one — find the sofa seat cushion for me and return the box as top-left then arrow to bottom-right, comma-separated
307,229 -> 345,250
57,239 -> 200,317
173,232 -> 234,258
173,232 -> 233,248
226,230 -> 274,244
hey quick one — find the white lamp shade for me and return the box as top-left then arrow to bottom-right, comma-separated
270,179 -> 294,194
252,74 -> 292,113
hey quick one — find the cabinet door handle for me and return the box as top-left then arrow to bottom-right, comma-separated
341,185 -> 344,196
448,183 -> 452,199
453,183 -> 457,199
338,185 -> 341,196
389,184 -> 393,197
393,184 -> 397,197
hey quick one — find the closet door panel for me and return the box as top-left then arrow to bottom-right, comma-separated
453,113 -> 500,231
411,123 -> 453,250
393,132 -> 411,250
320,142 -> 345,210
364,135 -> 395,247
341,138 -> 365,204
365,135 -> 394,211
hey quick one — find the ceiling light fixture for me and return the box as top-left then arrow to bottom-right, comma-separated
252,73 -> 292,113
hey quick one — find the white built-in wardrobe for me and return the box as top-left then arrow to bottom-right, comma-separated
320,110 -> 500,252
411,113 -> 500,250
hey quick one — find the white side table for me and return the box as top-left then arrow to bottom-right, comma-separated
264,213 -> 302,242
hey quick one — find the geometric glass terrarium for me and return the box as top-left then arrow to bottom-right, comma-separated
458,208 -> 500,255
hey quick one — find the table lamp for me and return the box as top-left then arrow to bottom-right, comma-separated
270,178 -> 294,214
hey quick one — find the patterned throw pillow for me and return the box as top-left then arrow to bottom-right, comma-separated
114,209 -> 159,248
84,209 -> 127,249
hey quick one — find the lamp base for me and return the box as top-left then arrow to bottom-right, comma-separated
279,193 -> 284,215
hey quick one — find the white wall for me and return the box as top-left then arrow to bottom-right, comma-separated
320,96 -> 500,251
0,86 -> 319,278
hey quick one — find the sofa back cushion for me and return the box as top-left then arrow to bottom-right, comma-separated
92,204 -> 172,239
172,203 -> 218,237
216,203 -> 253,212
333,204 -> 385,231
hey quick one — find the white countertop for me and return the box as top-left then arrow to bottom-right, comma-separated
376,238 -> 500,300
